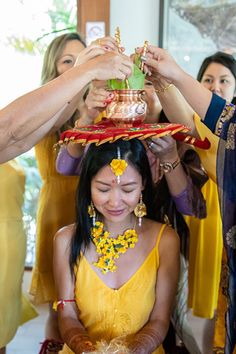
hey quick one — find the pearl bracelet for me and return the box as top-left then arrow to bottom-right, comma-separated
155,83 -> 174,94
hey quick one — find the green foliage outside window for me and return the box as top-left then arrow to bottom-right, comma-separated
8,0 -> 77,54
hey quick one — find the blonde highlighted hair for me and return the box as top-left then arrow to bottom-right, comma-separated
41,32 -> 86,85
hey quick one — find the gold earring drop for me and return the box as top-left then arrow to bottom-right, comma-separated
88,201 -> 96,226
134,194 -> 147,226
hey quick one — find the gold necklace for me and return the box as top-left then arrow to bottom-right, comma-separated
91,221 -> 138,274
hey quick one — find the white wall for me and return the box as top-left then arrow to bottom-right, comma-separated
110,0 -> 160,55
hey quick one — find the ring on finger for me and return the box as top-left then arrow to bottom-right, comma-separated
148,141 -> 155,149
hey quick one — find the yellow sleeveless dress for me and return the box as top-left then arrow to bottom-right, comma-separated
185,114 -> 223,319
0,160 -> 37,347
30,134 -> 79,304
60,225 -> 166,354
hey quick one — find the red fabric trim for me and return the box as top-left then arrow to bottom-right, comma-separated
59,120 -> 210,150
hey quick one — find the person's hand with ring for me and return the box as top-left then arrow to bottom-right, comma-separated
94,36 -> 125,52
147,135 -> 179,163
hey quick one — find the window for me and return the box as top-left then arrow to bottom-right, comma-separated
160,0 -> 236,77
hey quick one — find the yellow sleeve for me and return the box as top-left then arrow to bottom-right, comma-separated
95,111 -> 106,124
194,113 -> 219,182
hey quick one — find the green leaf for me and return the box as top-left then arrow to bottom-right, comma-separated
107,62 -> 145,90
127,63 -> 145,89
107,79 -> 127,90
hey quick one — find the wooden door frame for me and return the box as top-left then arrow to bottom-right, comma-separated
77,0 -> 110,42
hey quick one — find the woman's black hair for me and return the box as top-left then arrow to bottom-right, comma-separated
155,112 -> 194,256
197,51 -> 236,104
197,51 -> 236,82
69,139 -> 156,272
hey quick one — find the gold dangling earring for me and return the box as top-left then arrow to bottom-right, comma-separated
88,201 -> 96,226
134,194 -> 147,227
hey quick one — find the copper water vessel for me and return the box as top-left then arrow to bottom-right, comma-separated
106,89 -> 147,127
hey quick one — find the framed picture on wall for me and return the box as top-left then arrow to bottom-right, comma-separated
86,21 -> 106,45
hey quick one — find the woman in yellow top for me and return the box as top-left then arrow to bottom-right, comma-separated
30,33 -> 129,345
53,139 -> 180,354
0,160 -> 37,354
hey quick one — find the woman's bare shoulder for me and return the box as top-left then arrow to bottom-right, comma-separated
143,218 -> 166,233
54,223 -> 76,247
159,224 -> 180,255
144,218 -> 179,246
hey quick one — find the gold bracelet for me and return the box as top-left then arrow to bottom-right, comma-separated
155,83 -> 174,94
159,158 -> 181,174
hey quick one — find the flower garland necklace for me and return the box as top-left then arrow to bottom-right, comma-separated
91,220 -> 138,274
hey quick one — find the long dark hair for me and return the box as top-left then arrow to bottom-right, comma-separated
154,111 -> 190,256
69,139 -> 156,272
197,51 -> 236,82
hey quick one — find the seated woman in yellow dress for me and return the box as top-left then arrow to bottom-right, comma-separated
30,33 -> 131,347
56,80 -> 208,354
53,138 -> 180,354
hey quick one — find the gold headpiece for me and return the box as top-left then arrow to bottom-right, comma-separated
110,147 -> 128,183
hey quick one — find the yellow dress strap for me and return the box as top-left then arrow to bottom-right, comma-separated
155,224 -> 167,249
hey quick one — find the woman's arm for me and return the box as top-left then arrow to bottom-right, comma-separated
0,50 -> 133,161
143,82 -> 162,124
147,137 -> 207,217
143,46 -> 213,120
177,145 -> 208,218
0,98 -> 80,163
149,136 -> 188,197
128,226 -> 180,353
56,146 -> 84,176
56,84 -> 113,176
143,72 -> 197,135
155,82 -> 197,136
53,226 -> 96,353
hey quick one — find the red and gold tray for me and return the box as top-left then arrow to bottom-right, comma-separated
59,119 -> 210,149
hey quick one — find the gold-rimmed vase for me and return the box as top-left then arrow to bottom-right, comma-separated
106,89 -> 147,127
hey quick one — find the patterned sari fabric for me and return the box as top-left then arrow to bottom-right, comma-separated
204,94 -> 236,354
216,104 -> 236,354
